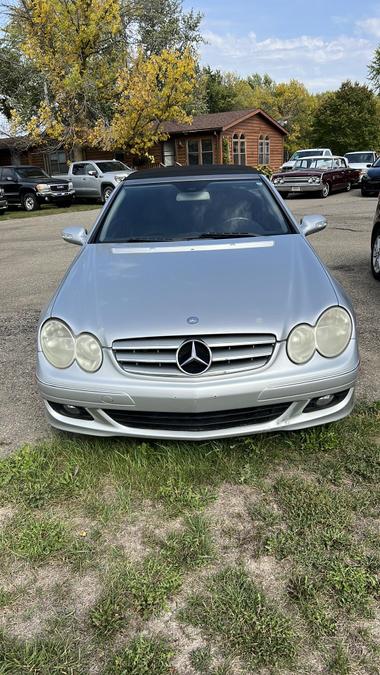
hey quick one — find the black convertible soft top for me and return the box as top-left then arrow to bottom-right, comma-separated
126,165 -> 259,181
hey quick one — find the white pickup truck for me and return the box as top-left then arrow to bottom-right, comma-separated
54,159 -> 134,202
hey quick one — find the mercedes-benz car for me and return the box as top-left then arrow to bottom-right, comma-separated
37,165 -> 359,440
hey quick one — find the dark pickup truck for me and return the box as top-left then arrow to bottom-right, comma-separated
0,165 -> 75,211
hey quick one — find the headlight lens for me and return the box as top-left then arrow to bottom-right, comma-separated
287,324 -> 315,364
68,181 -> 73,190
75,333 -> 103,372
315,307 -> 352,357
114,175 -> 124,183
40,319 -> 75,368
36,183 -> 50,192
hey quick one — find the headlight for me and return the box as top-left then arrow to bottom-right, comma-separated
40,319 -> 75,368
36,183 -> 50,192
75,333 -> 103,372
68,181 -> 73,190
287,324 -> 315,364
114,175 -> 124,183
315,307 -> 352,358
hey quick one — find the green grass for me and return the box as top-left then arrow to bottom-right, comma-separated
0,631 -> 83,674
0,403 -> 378,672
1,202 -> 100,220
104,635 -> 174,675
181,566 -> 296,669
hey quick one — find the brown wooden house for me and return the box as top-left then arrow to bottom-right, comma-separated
150,108 -> 287,170
0,108 -> 286,173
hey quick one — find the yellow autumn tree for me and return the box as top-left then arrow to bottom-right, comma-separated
7,0 -> 196,159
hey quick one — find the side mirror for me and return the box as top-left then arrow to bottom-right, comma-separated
299,214 -> 327,237
6,176 -> 13,181
367,164 -> 372,168
88,170 -> 98,177
62,226 -> 87,246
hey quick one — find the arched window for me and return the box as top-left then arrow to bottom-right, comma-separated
232,133 -> 246,165
258,135 -> 270,165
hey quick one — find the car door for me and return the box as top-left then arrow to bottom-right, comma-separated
0,167 -> 20,204
81,163 -> 100,197
338,158 -> 351,187
71,163 -> 86,195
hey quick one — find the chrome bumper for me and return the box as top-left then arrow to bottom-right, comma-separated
37,340 -> 360,440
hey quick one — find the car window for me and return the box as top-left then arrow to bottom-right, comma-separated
85,163 -> 96,175
1,168 -> 16,180
94,178 -> 294,243
72,164 -> 86,175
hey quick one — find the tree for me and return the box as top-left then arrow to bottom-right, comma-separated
369,46 -> 380,93
6,0 -> 198,159
0,40 -> 44,126
311,81 -> 380,155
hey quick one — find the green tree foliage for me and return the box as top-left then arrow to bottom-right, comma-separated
311,81 -> 380,155
0,40 -> 45,125
127,0 -> 203,55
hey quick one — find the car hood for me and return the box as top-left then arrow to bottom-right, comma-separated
274,169 -> 325,178
103,171 -> 133,179
23,176 -> 70,185
366,167 -> 380,178
51,235 -> 338,346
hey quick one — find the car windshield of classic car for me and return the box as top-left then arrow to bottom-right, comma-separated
294,158 -> 340,170
96,178 -> 293,243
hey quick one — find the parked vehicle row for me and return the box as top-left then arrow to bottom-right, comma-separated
0,159 -> 133,212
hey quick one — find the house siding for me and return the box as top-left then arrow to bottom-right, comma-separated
223,115 -> 284,170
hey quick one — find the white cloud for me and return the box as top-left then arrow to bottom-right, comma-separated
357,17 -> 380,37
199,30 -> 375,91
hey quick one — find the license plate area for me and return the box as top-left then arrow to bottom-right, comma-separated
291,186 -> 301,192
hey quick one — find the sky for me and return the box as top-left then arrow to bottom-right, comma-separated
183,0 -> 380,92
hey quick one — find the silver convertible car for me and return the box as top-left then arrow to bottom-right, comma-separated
37,166 -> 359,440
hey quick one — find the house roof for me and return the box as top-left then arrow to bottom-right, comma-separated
163,108 -> 287,135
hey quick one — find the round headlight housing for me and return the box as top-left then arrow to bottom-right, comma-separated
287,323 -> 315,364
40,319 -> 75,368
75,333 -> 103,372
315,307 -> 352,358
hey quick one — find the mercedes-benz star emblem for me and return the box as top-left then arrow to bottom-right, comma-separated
176,339 -> 212,375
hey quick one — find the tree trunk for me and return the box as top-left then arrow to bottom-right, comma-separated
73,145 -> 84,161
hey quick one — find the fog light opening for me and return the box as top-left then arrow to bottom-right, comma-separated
303,389 -> 350,414
48,401 -> 93,420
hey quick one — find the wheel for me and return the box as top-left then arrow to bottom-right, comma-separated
320,182 -> 330,198
22,192 -> 39,211
371,229 -> 380,280
346,181 -> 351,192
102,185 -> 114,202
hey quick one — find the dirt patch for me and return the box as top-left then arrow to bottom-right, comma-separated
0,505 -> 17,528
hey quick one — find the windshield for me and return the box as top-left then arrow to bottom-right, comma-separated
95,178 -> 293,243
290,150 -> 324,160
294,158 -> 334,170
373,158 -> 380,167
344,152 -> 374,164
15,167 -> 49,179
94,161 -> 130,173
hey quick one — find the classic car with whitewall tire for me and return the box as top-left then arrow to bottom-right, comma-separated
0,166 -> 75,211
272,156 -> 360,199
37,165 -> 359,441
371,197 -> 380,280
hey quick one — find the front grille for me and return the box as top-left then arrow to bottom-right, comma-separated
282,176 -> 313,185
104,402 -> 290,431
50,184 -> 68,192
112,333 -> 276,377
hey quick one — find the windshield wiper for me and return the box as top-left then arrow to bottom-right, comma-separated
182,232 -> 258,240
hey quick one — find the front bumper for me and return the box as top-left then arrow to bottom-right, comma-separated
36,189 -> 75,203
37,340 -> 360,440
275,184 -> 321,194
0,198 -> 7,211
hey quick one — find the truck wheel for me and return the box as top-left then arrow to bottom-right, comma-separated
320,182 -> 330,198
371,227 -> 380,280
102,186 -> 114,202
22,192 -> 39,211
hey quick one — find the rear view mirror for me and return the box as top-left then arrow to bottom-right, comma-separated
62,226 -> 87,246
299,214 -> 327,237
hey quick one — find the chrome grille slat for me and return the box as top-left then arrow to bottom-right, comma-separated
112,333 -> 276,377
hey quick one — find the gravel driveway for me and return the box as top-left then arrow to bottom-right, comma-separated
0,191 -> 379,454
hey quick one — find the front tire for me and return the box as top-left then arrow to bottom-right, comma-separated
320,182 -> 330,198
102,185 -> 114,203
22,192 -> 39,211
346,181 -> 351,192
371,229 -> 380,280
